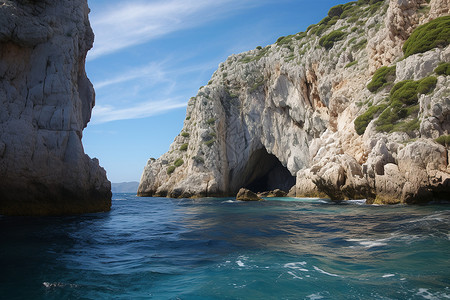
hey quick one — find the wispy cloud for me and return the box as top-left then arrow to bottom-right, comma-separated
93,58 -> 217,90
94,61 -> 168,89
88,0 -> 266,60
91,99 -> 187,124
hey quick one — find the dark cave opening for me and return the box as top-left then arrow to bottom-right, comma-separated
240,148 -> 296,193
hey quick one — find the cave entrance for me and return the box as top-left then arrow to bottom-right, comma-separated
240,148 -> 295,193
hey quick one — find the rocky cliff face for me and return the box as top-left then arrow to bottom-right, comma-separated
139,0 -> 449,204
0,0 -> 111,215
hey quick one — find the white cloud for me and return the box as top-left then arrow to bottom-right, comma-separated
88,0 -> 266,60
94,61 -> 168,89
91,99 -> 187,124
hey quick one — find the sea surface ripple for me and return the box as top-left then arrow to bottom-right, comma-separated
0,194 -> 449,299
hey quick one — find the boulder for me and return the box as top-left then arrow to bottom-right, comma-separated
236,188 -> 264,201
258,189 -> 287,197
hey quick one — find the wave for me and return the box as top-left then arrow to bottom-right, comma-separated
347,238 -> 388,248
416,288 -> 450,300
222,200 -> 239,204
43,282 -> 78,288
313,266 -> 342,277
284,262 -> 308,272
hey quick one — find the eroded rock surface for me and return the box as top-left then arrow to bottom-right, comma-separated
139,0 -> 449,204
236,188 -> 263,201
0,0 -> 111,215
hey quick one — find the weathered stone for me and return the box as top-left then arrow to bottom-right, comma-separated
0,0 -> 111,215
258,189 -> 288,197
236,188 -> 263,201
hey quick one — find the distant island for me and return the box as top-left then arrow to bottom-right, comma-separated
112,182 -> 140,194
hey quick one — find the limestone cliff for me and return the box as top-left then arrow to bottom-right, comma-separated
139,0 -> 450,204
0,0 -> 111,215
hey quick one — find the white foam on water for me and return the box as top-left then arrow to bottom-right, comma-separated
284,261 -> 308,271
43,282 -> 77,288
307,293 -> 325,300
408,213 -> 447,224
313,266 -> 341,277
347,199 -> 367,205
382,274 -> 395,278
415,288 -> 450,300
222,200 -> 238,204
287,271 -> 303,280
347,238 -> 388,248
317,199 -> 329,204
236,260 -> 245,267
359,240 -> 387,247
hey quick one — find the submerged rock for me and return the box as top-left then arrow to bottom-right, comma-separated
139,0 -> 450,204
236,188 -> 264,201
0,0 -> 111,215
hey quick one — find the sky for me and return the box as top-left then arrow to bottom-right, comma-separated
83,0 -> 348,183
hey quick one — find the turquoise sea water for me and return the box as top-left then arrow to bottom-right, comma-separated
0,194 -> 449,299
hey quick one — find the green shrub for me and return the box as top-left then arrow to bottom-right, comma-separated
276,36 -> 285,43
328,4 -> 344,17
353,39 -> 367,50
436,135 -> 450,146
256,46 -> 262,50
354,103 -> 387,135
347,16 -> 359,23
435,62 -> 450,75
307,24 -> 316,32
375,76 -> 437,133
367,66 -> 396,93
345,61 -> 358,68
206,118 -> 216,125
403,16 -> 450,58
186,116 -> 191,120
319,30 -> 346,50
204,139 -> 215,147
417,76 -> 437,94
193,156 -> 204,164
240,56 -> 252,63
167,166 -> 176,175
181,132 -> 190,138
276,35 -> 294,46
390,80 -> 419,105
174,158 -> 184,167
295,32 -> 307,40
357,0 -> 384,4
368,1 -> 383,14
341,3 -> 361,19
179,143 -> 188,151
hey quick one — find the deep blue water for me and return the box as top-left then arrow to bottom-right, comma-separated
0,194 -> 449,299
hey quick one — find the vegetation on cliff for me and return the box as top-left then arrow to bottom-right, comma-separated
435,62 -> 450,76
403,16 -> 450,58
436,135 -> 450,147
319,30 -> 347,49
367,66 -> 396,93
356,76 -> 437,135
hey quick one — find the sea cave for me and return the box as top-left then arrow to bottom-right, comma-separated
233,148 -> 296,193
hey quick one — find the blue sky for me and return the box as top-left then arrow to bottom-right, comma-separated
83,0 -> 348,183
